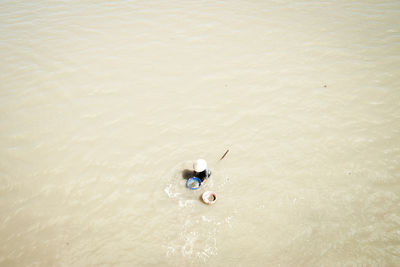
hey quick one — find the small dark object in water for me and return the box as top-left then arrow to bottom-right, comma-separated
220,149 -> 229,160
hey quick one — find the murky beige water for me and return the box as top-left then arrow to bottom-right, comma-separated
1,0 -> 400,266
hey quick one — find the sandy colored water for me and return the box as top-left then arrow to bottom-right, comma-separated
1,0 -> 400,266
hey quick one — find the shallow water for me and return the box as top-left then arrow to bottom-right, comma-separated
1,0 -> 400,266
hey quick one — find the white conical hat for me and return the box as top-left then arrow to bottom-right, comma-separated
193,159 -> 207,172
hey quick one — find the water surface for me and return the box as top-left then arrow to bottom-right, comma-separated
1,0 -> 400,266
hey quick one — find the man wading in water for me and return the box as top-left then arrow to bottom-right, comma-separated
193,159 -> 211,182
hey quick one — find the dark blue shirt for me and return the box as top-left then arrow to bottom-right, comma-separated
194,169 -> 211,182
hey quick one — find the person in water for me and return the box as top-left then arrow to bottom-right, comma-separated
193,159 -> 211,182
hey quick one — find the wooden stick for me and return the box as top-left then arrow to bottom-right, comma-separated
219,149 -> 229,161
